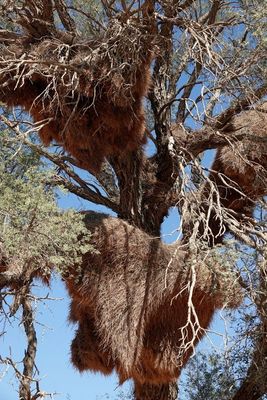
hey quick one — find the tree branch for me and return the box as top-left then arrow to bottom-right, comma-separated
0,115 -> 119,213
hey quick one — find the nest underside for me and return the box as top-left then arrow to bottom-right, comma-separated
66,212 -> 242,385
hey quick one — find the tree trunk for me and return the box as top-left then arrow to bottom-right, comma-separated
134,381 -> 178,400
19,287 -> 38,400
110,150 -> 180,399
231,383 -> 263,400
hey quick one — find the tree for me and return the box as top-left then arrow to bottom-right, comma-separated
181,335 -> 267,400
0,126 -> 93,399
0,1 -> 266,400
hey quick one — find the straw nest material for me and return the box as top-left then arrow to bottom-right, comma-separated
0,19 -> 153,172
65,212 -> 242,385
186,104 -> 267,244
212,103 -> 267,213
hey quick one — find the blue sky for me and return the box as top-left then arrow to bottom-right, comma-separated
1,278 -> 128,400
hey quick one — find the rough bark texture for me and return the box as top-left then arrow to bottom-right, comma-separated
19,287 -> 38,400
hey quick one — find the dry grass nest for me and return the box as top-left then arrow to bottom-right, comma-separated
219,104 -> 267,196
0,19 -> 154,171
65,211 -> 243,385
211,104 -> 267,214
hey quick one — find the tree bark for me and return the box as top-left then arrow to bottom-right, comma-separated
19,287 -> 37,400
231,383 -> 264,400
134,381 -> 178,400
110,150 -> 179,399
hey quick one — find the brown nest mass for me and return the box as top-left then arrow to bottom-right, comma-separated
0,19 -> 153,172
214,103 -> 267,212
187,105 -> 267,245
65,212 -> 242,385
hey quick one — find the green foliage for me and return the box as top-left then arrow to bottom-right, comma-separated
181,342 -> 267,400
0,129 -> 93,282
0,127 -> 41,175
97,389 -> 133,400
70,0 -> 105,35
181,351 -> 238,400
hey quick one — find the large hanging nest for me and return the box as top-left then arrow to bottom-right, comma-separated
0,14 -> 154,171
65,212 -> 242,385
